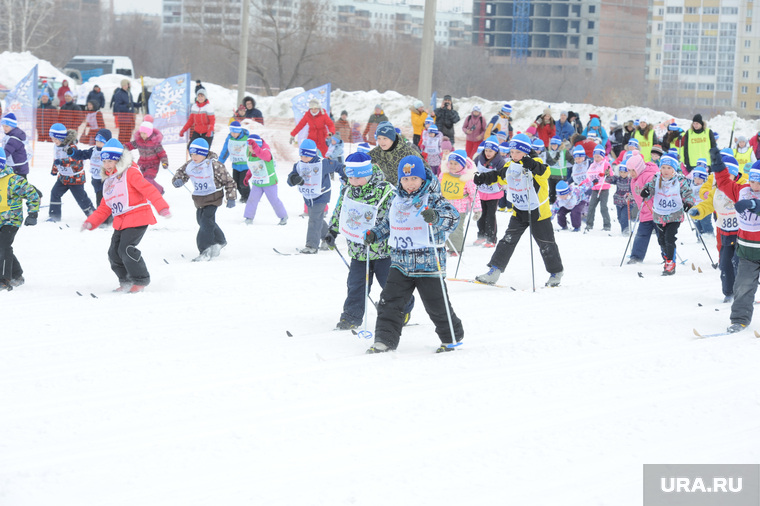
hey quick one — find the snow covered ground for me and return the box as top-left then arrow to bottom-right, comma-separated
1,51 -> 760,505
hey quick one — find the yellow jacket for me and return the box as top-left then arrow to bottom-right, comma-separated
690,173 -> 747,219
495,156 -> 552,221
411,108 -> 428,136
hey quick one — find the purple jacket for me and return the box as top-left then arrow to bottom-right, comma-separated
2,127 -> 28,175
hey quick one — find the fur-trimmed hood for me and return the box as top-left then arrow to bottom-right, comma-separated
63,128 -> 78,146
101,149 -> 134,179
439,154 -> 476,183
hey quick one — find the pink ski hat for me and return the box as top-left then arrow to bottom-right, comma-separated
626,151 -> 645,175
139,121 -> 153,134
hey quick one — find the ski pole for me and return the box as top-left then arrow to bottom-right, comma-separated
333,245 -> 377,308
728,118 -> 736,149
524,169 -> 536,292
428,222 -> 460,350
688,215 -> 718,269
357,243 -> 373,340
619,203 -> 639,267
454,201 -> 474,278
165,168 -> 193,194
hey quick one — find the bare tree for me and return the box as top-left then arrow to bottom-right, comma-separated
0,0 -> 62,53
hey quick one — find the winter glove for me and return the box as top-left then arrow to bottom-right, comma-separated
289,136 -> 296,145
709,147 -> 726,172
226,200 -> 236,209
592,178 -> 599,185
364,230 -> 377,245
81,221 -> 93,231
683,203 -> 692,212
66,146 -> 75,156
640,187 -> 651,199
520,156 -> 537,172
734,199 -> 758,214
243,170 -> 252,186
473,172 -> 485,185
420,208 -> 439,224
172,179 -> 185,188
161,161 -> 169,170
179,128 -> 187,137
323,230 -> 338,248
688,207 -> 700,217
24,212 -> 37,226
287,173 -> 305,186
474,171 -> 499,186
158,208 -> 172,218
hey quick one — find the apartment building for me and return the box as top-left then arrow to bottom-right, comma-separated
647,0 -> 760,113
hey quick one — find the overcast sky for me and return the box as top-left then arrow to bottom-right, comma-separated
114,0 -> 161,15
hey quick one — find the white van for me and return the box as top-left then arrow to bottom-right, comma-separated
63,56 -> 135,83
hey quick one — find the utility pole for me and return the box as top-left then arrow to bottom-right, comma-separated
237,0 -> 251,106
417,0 -> 436,105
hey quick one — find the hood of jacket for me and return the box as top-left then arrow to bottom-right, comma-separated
101,148 -> 134,179
63,128 -> 78,146
589,117 -> 601,129
6,126 -> 26,142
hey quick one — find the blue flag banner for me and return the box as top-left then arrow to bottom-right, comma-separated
290,83 -> 331,125
430,91 -> 437,109
148,73 -> 191,145
4,65 -> 37,161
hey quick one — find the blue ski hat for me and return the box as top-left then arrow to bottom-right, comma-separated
476,141 -> 485,154
344,152 -> 373,178
483,136 -> 500,152
550,136 -> 562,146
398,155 -> 426,181
229,121 -> 243,134
501,103 -> 512,114
532,138 -> 545,152
448,150 -> 467,169
189,138 -> 209,157
427,124 -> 439,135
668,148 -> 680,160
660,154 -> 680,171
572,145 -> 586,158
495,131 -> 508,143
668,122 -> 680,131
356,142 -> 371,154
95,128 -> 112,144
499,142 -> 510,155
1,113 -> 17,128
249,133 -> 263,146
556,180 -> 570,195
749,164 -> 760,183
696,158 -> 708,168
375,121 -> 396,141
618,161 -> 628,173
100,138 -> 124,161
299,138 -> 317,157
692,167 -> 708,180
627,138 -> 639,149
0,146 -> 6,169
722,154 -> 740,176
509,133 -> 532,154
49,123 -> 67,141
593,146 -> 605,157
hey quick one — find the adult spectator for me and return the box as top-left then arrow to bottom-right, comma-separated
681,114 -> 717,171
462,105 -> 486,159
56,79 -> 71,106
180,87 -> 216,149
567,111 -> 584,135
533,108 -> 556,148
289,98 -> 334,156
111,79 -> 139,144
86,84 -> 106,110
582,114 -> 608,149
369,121 -> 429,186
236,96 -> 264,125
409,100 -> 428,147
37,92 -> 58,142
555,111 -> 575,142
195,80 -> 203,94
362,104 -> 388,145
59,91 -> 83,131
335,110 -> 351,142
632,116 -> 659,162
434,94 -> 460,145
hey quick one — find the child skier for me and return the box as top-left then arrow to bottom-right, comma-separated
639,153 -> 694,275
440,150 -> 481,255
421,124 -> 443,175
323,152 -> 414,329
0,146 -> 39,291
546,136 -> 566,204
218,121 -> 251,203
709,150 -> 760,332
584,146 -> 613,231
688,154 -> 745,302
325,131 -> 345,164
47,123 -> 95,222
287,138 -> 345,254
124,117 -> 168,194
689,159 -> 713,236
552,180 -> 585,232
82,139 -> 171,293
474,133 -> 565,287
70,128 -> 112,207
627,151 -> 661,264
364,155 -> 463,353
607,161 -> 638,234
242,133 -> 288,225
171,138 -> 237,261
474,136 -> 506,247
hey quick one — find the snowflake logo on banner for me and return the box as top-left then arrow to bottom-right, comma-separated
152,81 -> 186,120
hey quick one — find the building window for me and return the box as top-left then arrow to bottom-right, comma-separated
587,36 -> 593,44
742,86 -> 748,93
666,7 -> 683,14
744,70 -> 750,78
741,101 -> 747,108
747,24 -> 753,32
756,102 -> 760,109
723,7 -> 739,15
655,68 -> 660,76
657,23 -> 663,31
588,21 -> 594,29
589,5 -> 595,13
703,7 -> 719,14
745,55 -> 751,63
658,8 -> 663,15
686,7 -> 699,14
586,52 -> 593,61
747,40 -> 753,47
